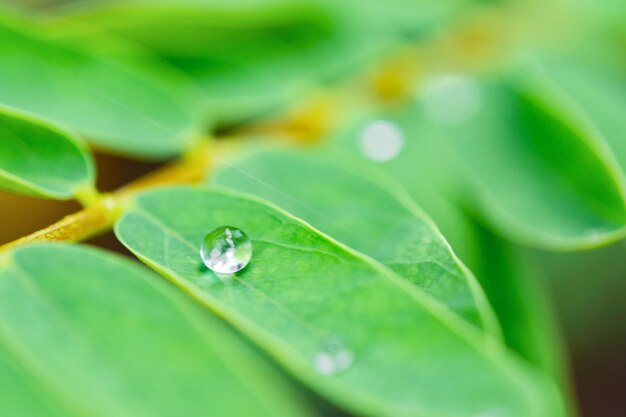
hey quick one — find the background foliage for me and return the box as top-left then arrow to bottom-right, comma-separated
0,0 -> 624,416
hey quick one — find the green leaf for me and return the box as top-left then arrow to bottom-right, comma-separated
425,79 -> 626,249
329,109 -> 570,372
328,109 -> 480,264
0,243 -> 314,417
49,1 -> 382,123
525,56 -> 626,181
50,0 -> 470,124
0,16 -> 197,159
0,107 -> 94,199
466,221 -> 577,414
330,109 -> 577,413
115,186 -> 565,417
210,148 -> 499,336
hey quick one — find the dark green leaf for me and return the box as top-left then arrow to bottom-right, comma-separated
524,56 -> 626,182
466,221 -> 576,413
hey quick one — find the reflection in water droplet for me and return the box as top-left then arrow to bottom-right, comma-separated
420,74 -> 482,125
359,120 -> 404,162
200,226 -> 252,274
313,338 -> 354,375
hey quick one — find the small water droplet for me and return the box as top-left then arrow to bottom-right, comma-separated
200,226 -> 252,274
359,119 -> 404,162
313,338 -> 354,375
420,74 -> 482,125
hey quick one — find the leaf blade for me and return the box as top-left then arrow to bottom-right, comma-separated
0,16 -> 196,159
115,186 -> 565,417
0,243 -> 314,417
423,78 -> 626,249
210,148 -> 500,336
0,107 -> 94,199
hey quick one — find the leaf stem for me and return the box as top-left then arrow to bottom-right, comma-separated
0,7 -> 514,253
0,141 -> 215,253
73,183 -> 102,207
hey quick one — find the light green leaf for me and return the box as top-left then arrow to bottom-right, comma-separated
423,79 -> 626,249
330,108 -> 577,412
210,148 -> 499,336
49,0 -> 470,123
329,109 -> 479,263
0,243 -> 314,417
115,186 -> 565,417
49,1 -> 383,123
0,17 -> 197,159
0,107 -> 94,199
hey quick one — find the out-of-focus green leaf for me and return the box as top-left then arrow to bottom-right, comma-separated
0,16 -> 197,159
0,243 -> 314,417
48,0 -> 383,123
418,78 -> 626,250
524,56 -> 626,181
210,148 -> 500,336
0,107 -> 94,199
115,186 -> 565,417
467,221 -> 575,409
48,0 -> 470,123
329,107 -> 479,264
330,107 -> 577,413
565,0 -> 626,34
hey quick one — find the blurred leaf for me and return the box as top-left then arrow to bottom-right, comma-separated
0,107 -> 94,199
115,186 -> 565,417
332,108 -> 578,414
0,243 -> 314,417
524,56 -> 626,181
421,78 -> 626,250
467,220 -> 576,412
0,16 -> 197,159
48,0 -> 469,123
565,0 -> 626,34
210,148 -> 500,336
330,109 -> 478,262
48,1 -> 381,123
332,106 -> 578,413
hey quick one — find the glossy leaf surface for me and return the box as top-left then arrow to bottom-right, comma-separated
116,186 -> 564,417
211,148 -> 498,334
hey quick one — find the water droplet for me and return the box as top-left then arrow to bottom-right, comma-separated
313,338 -> 354,375
359,119 -> 404,162
200,226 -> 252,274
420,74 -> 482,125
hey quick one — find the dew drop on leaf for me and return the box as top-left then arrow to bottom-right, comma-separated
200,226 -> 252,274
313,337 -> 354,375
359,119 -> 404,162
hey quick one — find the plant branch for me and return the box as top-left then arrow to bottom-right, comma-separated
0,143 -> 214,253
0,8 -> 512,254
